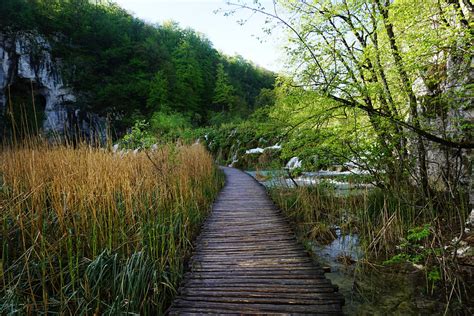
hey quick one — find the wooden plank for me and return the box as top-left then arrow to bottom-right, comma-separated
171,300 -> 342,313
182,273 -> 328,280
179,289 -> 344,300
188,267 -> 324,273
195,244 -> 305,251
189,263 -> 318,269
173,296 -> 343,305
181,284 -> 339,292
181,278 -> 333,286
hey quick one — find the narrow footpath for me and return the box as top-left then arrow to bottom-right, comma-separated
168,167 -> 344,315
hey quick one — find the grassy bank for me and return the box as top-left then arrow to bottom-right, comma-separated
0,142 -> 223,314
268,184 -> 472,313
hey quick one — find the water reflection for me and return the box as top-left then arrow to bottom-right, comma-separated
313,227 -> 363,269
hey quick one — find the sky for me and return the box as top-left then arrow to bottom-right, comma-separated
113,0 -> 285,72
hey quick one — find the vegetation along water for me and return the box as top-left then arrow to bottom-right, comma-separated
0,0 -> 473,314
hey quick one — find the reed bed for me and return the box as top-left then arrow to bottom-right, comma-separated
269,185 -> 369,245
269,185 -> 467,257
268,184 -> 470,311
0,142 -> 224,314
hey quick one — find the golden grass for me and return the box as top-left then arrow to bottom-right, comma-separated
0,142 -> 223,314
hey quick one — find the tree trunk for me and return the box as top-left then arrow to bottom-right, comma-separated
375,0 -> 431,197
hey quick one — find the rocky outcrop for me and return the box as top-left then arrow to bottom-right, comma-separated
0,30 -> 105,139
413,51 -> 473,192
0,31 -> 74,133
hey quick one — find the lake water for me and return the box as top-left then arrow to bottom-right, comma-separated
245,170 -> 372,196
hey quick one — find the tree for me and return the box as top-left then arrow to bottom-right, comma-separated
147,70 -> 170,112
171,38 -> 204,121
213,63 -> 236,112
254,88 -> 276,109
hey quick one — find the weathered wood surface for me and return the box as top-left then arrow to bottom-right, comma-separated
168,167 -> 344,315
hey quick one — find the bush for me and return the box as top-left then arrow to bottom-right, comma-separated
119,120 -> 157,149
150,111 -> 191,138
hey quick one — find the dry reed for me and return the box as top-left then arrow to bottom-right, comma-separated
0,141 -> 223,314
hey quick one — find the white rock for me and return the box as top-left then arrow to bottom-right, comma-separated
451,236 -> 460,244
412,77 -> 431,97
456,246 -> 470,257
245,147 -> 264,154
466,210 -> 474,226
286,157 -> 302,170
1,31 -> 77,134
228,153 -> 238,167
413,264 -> 424,270
264,144 -> 281,151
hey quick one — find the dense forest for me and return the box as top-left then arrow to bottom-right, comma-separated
0,0 -> 275,134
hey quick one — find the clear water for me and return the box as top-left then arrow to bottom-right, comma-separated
310,229 -> 445,314
313,227 -> 364,269
245,170 -> 371,196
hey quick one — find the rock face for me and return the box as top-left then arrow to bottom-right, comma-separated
0,30 -> 105,139
413,52 -> 473,192
0,31 -> 74,133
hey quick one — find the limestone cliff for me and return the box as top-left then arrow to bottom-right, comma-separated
0,30 -> 105,139
412,50 -> 473,206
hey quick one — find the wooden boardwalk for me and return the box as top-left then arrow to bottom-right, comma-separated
168,167 -> 344,315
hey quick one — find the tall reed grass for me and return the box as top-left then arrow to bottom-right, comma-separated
270,185 -> 468,256
0,141 -> 223,314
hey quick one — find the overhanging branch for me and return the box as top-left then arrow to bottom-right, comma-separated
329,95 -> 474,149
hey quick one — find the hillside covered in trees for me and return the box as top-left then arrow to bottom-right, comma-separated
0,0 -> 275,136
